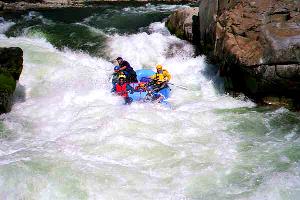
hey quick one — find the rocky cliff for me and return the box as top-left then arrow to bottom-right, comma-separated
198,0 -> 300,101
167,0 -> 300,106
0,47 -> 23,114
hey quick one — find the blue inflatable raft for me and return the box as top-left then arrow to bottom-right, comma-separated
128,69 -> 171,106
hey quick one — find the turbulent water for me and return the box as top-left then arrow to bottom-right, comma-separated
0,4 -> 300,200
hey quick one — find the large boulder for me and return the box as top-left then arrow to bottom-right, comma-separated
166,7 -> 199,42
198,0 -> 300,100
0,47 -> 23,114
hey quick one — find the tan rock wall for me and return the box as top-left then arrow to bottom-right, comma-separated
197,0 -> 300,99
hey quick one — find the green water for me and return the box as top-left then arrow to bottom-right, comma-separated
4,5 -> 172,56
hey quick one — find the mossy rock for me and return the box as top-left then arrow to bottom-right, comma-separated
0,74 -> 16,93
0,47 -> 23,81
166,19 -> 185,39
166,20 -> 175,33
175,29 -> 184,39
0,47 -> 23,114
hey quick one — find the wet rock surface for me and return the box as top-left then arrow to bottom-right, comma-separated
0,47 -> 23,114
166,0 -> 300,108
198,0 -> 300,105
166,7 -> 199,41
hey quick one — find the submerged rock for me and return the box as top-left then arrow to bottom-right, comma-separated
0,47 -> 23,114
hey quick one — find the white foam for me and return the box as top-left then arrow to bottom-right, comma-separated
0,18 -> 261,200
75,22 -> 108,36
0,17 -> 15,34
24,11 -> 53,25
122,3 -> 189,14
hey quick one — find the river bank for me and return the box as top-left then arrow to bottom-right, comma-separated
0,0 -> 197,12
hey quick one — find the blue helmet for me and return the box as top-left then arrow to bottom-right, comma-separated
114,66 -> 120,71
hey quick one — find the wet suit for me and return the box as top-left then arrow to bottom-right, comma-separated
119,60 -> 138,83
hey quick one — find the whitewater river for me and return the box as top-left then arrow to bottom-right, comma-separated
0,4 -> 300,200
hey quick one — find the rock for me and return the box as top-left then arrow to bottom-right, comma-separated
0,1 -> 4,11
261,96 -> 297,110
197,0 -> 300,102
0,47 -> 23,114
166,7 -> 199,42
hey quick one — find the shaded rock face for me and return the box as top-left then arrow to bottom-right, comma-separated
198,0 -> 300,100
0,47 -> 23,114
166,7 -> 199,42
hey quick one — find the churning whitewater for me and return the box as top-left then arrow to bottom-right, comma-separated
1,4 -> 300,200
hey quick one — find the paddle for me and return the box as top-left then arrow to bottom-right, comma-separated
168,83 -> 189,90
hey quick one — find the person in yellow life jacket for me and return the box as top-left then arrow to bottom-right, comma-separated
150,65 -> 171,82
149,65 -> 171,92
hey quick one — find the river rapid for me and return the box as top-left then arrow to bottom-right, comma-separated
0,4 -> 300,200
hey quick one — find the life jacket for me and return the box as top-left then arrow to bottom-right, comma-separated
116,83 -> 128,98
154,73 -> 166,82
